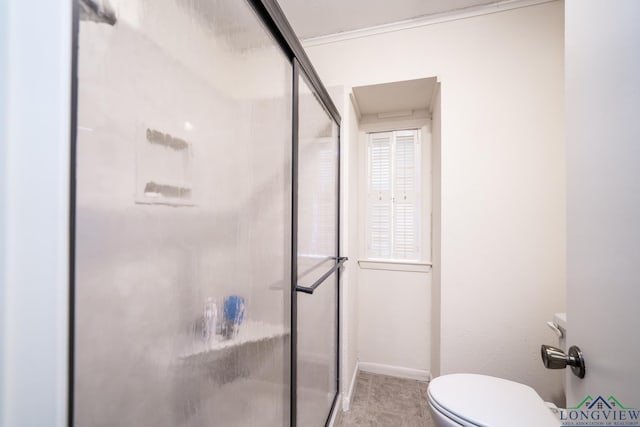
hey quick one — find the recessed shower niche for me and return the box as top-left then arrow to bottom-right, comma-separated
136,127 -> 194,206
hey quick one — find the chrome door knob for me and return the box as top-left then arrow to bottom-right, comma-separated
541,345 -> 568,369
541,344 -> 586,379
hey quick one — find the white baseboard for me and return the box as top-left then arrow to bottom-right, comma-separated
342,362 -> 360,411
359,362 -> 431,382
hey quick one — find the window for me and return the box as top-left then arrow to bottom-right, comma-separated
366,129 -> 421,261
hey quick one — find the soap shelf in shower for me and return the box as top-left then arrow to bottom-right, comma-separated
179,321 -> 288,361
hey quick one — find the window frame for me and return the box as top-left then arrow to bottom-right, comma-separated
366,129 -> 421,261
358,118 -> 432,269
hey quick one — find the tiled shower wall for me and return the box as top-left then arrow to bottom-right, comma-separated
75,1 -> 293,425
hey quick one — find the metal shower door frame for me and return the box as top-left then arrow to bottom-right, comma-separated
67,0 -> 342,426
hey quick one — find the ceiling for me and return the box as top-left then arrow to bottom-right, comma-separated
277,0 -> 509,40
352,78 -> 437,116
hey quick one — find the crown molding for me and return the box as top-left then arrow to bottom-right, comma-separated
301,0 -> 557,47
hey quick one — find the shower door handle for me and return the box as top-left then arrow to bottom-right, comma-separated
295,257 -> 347,294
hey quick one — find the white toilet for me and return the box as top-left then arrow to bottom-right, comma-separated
427,373 -> 561,427
428,313 -> 567,426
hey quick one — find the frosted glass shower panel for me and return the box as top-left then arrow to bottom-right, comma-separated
297,74 -> 339,277
296,74 -> 339,426
74,0 -> 292,426
297,273 -> 338,427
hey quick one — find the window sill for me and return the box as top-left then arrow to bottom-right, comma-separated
357,259 -> 432,273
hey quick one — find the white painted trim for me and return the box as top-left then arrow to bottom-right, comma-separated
378,110 -> 413,119
359,362 -> 432,382
428,79 -> 440,116
359,115 -> 430,134
349,93 -> 362,121
302,0 -> 558,47
0,3 -> 7,422
358,259 -> 432,273
1,1 -> 72,426
342,362 -> 360,411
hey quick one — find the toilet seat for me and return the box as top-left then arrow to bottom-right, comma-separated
427,374 -> 560,427
428,392 -> 475,426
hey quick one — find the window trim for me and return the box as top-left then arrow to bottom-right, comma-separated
357,259 -> 432,273
366,128 -> 421,260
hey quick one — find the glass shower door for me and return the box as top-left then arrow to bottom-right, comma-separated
295,71 -> 340,427
74,1 -> 292,426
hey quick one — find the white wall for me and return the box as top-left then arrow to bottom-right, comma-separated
306,1 -> 566,401
355,119 -> 432,377
357,268 -> 431,373
339,93 -> 361,409
339,92 -> 433,403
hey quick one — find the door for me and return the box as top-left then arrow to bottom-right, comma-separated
73,1 -> 293,425
565,0 -> 640,415
294,68 -> 341,426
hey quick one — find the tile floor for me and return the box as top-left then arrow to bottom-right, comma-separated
334,372 -> 436,427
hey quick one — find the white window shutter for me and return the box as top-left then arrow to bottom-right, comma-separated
367,132 -> 392,258
367,129 -> 420,260
393,130 -> 419,260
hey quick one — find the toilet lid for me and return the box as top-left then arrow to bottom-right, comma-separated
427,374 -> 560,427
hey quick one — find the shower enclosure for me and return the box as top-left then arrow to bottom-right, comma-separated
72,1 -> 341,426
